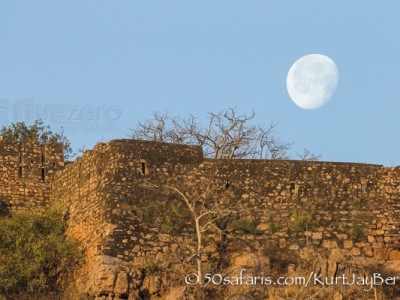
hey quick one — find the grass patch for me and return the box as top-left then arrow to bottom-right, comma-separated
351,222 -> 363,240
291,209 -> 318,232
231,218 -> 258,234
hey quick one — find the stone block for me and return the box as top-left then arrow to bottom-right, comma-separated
374,248 -> 389,260
312,232 -> 323,240
389,250 -> 400,260
114,271 -> 129,295
322,240 -> 338,249
343,240 -> 353,249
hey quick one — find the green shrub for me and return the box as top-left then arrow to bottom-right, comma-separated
0,209 -> 81,298
232,218 -> 258,233
349,197 -> 362,210
261,240 -> 277,255
291,209 -> 317,232
351,222 -> 363,240
268,222 -> 281,233
0,119 -> 72,159
139,201 -> 164,222
213,217 -> 229,231
140,200 -> 189,234
144,259 -> 163,276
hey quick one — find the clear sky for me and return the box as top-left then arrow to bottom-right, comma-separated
0,1 -> 399,165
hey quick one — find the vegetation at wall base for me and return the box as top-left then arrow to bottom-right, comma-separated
0,209 -> 81,299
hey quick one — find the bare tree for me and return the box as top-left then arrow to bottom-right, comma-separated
143,178 -> 240,287
131,108 -> 301,160
296,148 -> 322,161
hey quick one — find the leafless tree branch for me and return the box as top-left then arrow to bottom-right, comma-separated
131,108 -> 319,161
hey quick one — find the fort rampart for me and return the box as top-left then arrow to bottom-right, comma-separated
1,138 -> 400,298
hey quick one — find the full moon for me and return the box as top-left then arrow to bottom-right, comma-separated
286,54 -> 339,110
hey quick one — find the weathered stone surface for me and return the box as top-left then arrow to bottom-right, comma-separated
364,246 -> 374,257
227,295 -> 258,300
343,240 -> 353,249
374,248 -> 389,260
333,292 -> 343,300
256,223 -> 269,231
312,232 -> 323,240
113,271 -> 129,295
389,250 -> 400,260
383,260 -> 400,273
164,286 -> 188,300
233,253 -> 270,269
322,240 -> 338,249
351,247 -> 361,256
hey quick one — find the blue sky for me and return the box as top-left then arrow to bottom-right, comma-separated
0,1 -> 399,165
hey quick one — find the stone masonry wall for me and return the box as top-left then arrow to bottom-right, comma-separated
50,140 -> 204,296
46,139 -> 400,298
0,138 -> 63,212
100,157 -> 398,268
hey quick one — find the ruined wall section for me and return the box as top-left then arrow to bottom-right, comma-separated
50,140 -> 204,295
0,138 -> 64,212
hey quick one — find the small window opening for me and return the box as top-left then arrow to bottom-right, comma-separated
361,182 -> 368,193
31,160 -> 34,164
225,180 -> 230,189
361,180 -> 368,193
141,162 -> 147,175
290,182 -> 295,195
53,162 -> 56,166
41,168 -> 45,181
18,166 -> 22,178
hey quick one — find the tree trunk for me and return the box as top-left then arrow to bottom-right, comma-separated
195,217 -> 203,286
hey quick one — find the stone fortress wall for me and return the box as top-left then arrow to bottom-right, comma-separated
2,138 -> 400,298
0,138 -> 64,213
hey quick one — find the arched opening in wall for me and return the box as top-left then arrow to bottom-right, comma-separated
18,166 -> 22,178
